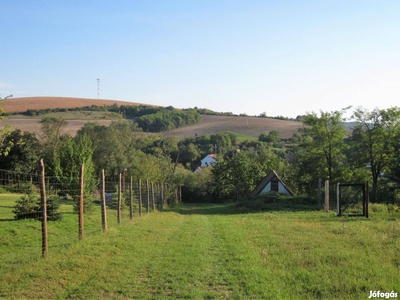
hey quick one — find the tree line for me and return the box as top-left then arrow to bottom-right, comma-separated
1,96 -> 399,205
14,104 -> 202,132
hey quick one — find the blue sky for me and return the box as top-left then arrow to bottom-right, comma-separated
1,1 -> 400,118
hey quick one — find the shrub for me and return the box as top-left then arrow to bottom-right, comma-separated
13,186 -> 62,221
45,196 -> 63,221
73,193 -> 95,214
13,192 -> 40,220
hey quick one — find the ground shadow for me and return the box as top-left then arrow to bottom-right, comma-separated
164,200 -> 323,216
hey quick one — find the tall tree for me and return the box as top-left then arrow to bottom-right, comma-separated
0,129 -> 41,173
350,107 -> 400,201
211,151 -> 265,201
297,110 -> 348,183
0,95 -> 13,156
39,116 -> 68,149
39,116 -> 68,176
54,134 -> 98,212
77,120 -> 144,180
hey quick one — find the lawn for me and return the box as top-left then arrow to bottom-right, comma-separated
0,197 -> 399,299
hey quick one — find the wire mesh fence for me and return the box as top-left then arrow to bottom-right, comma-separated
0,163 -> 180,260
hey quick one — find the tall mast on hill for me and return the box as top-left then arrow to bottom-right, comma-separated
97,78 -> 100,99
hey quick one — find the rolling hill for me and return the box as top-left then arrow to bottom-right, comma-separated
1,96 -> 303,139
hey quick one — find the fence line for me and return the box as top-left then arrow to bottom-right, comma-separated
0,164 -> 181,259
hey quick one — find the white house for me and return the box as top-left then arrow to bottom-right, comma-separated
200,154 -> 217,168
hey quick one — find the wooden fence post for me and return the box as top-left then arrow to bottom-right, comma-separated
129,176 -> 133,221
146,180 -> 150,214
157,182 -> 161,209
139,178 -> 142,217
151,182 -> 155,211
101,169 -> 107,232
365,181 -> 369,218
79,164 -> 85,240
118,173 -> 121,224
336,183 -> 340,216
39,159 -> 48,258
318,178 -> 322,206
160,183 -> 164,210
325,180 -> 329,212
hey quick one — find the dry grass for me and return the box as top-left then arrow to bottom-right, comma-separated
1,96 -> 303,139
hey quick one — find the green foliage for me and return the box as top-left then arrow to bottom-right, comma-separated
211,151 -> 266,201
135,109 -> 202,132
53,134 -> 98,213
182,167 -> 214,202
72,194 -> 96,214
290,109 -> 350,195
44,195 -> 63,221
258,130 -> 280,144
0,129 -> 41,173
350,107 -> 400,202
109,189 -> 129,210
77,120 -> 144,179
0,95 -> 13,156
13,189 -> 40,220
12,186 -> 62,221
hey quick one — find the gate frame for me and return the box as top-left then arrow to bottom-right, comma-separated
337,182 -> 369,218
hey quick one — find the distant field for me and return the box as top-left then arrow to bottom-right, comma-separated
1,96 -> 303,139
165,115 -> 302,139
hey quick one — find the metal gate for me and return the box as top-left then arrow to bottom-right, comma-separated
337,182 -> 369,218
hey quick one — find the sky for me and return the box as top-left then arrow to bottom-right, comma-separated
1,1 -> 400,118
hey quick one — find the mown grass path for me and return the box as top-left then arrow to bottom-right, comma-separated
1,203 -> 399,299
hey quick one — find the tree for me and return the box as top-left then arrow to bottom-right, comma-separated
0,95 -> 13,156
0,129 -> 41,173
350,107 -> 400,202
259,130 -> 280,144
54,134 -> 98,212
39,116 -> 68,149
211,151 -> 266,201
77,120 -> 144,180
297,110 -> 348,183
39,116 -> 68,176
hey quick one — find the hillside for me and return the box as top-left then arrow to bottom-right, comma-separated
165,115 -> 302,139
1,96 -> 303,139
1,96 -> 148,113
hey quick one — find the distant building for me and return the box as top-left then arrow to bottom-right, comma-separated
200,154 -> 217,167
194,154 -> 218,172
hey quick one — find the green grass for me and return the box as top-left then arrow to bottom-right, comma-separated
224,131 -> 258,142
0,198 -> 399,299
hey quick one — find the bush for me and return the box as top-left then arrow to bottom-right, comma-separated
45,196 -> 63,221
73,193 -> 95,214
13,186 -> 62,221
13,192 -> 40,220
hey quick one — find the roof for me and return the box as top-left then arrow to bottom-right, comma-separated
249,170 -> 294,198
